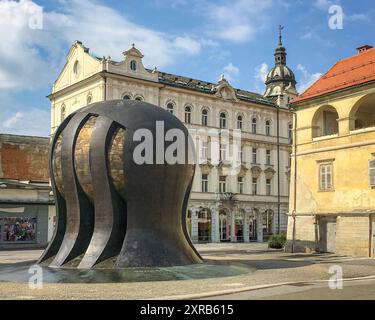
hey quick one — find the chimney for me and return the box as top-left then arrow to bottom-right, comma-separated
357,45 -> 373,54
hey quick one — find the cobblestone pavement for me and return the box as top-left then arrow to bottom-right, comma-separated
0,243 -> 374,300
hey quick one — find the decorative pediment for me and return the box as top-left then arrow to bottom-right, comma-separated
237,164 -> 248,177
122,44 -> 144,58
213,74 -> 238,101
264,167 -> 276,179
199,161 -> 213,174
251,166 -> 262,178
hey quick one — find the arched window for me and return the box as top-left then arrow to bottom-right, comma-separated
130,60 -> 137,71
61,104 -> 66,121
237,115 -> 243,130
87,95 -> 92,105
251,118 -> 257,134
73,60 -> 79,75
202,109 -> 208,126
134,96 -> 143,101
123,94 -> 131,100
167,102 -> 174,114
185,106 -> 192,123
265,120 -> 271,136
220,112 -> 227,129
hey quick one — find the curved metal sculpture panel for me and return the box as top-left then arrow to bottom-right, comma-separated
39,100 -> 202,269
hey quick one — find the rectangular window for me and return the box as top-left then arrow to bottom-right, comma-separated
319,163 -> 333,191
200,141 -> 208,162
238,148 -> 243,163
220,144 -> 227,161
370,159 -> 375,187
266,149 -> 271,165
1,217 -> 37,243
201,174 -> 208,192
252,148 -> 257,164
219,176 -> 227,193
238,176 -> 244,194
252,178 -> 258,195
266,178 -> 271,196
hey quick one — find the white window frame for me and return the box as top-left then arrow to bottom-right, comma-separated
202,174 -> 209,192
266,178 -> 272,196
266,149 -> 271,165
185,106 -> 192,123
319,163 -> 334,191
237,116 -> 243,131
167,103 -> 174,114
200,141 -> 208,162
252,118 -> 257,134
265,120 -> 271,136
252,178 -> 258,195
219,176 -> 227,193
252,148 -> 257,164
220,113 -> 227,129
369,159 -> 375,187
202,109 -> 208,126
238,176 -> 244,194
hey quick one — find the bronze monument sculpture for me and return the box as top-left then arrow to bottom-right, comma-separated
38,100 -> 202,269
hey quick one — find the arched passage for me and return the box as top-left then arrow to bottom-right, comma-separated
312,105 -> 339,138
350,93 -> 375,130
198,208 -> 211,242
262,209 -> 274,240
248,209 -> 259,241
235,210 -> 245,242
219,208 -> 230,241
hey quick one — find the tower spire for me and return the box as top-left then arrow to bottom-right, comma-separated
278,25 -> 284,46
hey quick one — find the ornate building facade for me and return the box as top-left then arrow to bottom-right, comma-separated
49,36 -> 297,243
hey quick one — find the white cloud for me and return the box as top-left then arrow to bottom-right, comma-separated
204,0 -> 274,43
0,107 -> 50,136
222,62 -> 240,82
173,36 -> 201,55
3,112 -> 23,129
296,64 -> 322,93
301,27 -> 335,47
0,0 -> 203,91
223,63 -> 239,76
254,63 -> 269,83
345,13 -> 370,22
314,0 -> 337,10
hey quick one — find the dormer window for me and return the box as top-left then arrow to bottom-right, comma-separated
130,60 -> 137,71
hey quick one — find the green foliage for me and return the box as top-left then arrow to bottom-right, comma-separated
268,232 -> 287,249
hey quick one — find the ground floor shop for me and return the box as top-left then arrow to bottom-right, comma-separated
187,201 -> 288,243
0,204 -> 54,249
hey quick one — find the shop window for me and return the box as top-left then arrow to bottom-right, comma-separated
0,217 -> 37,243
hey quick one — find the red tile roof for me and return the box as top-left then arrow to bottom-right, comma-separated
291,46 -> 375,104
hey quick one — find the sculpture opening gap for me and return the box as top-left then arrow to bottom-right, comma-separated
38,100 -> 202,269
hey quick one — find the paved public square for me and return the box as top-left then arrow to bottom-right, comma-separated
0,243 -> 375,300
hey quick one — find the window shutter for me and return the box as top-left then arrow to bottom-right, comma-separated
369,160 -> 375,187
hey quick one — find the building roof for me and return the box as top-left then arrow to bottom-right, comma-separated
156,70 -> 276,107
292,45 -> 375,104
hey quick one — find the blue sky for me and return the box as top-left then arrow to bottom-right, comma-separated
0,0 -> 374,136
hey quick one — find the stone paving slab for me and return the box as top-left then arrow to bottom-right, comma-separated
0,243 -> 374,300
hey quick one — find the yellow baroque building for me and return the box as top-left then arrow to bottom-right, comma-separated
286,45 -> 375,257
